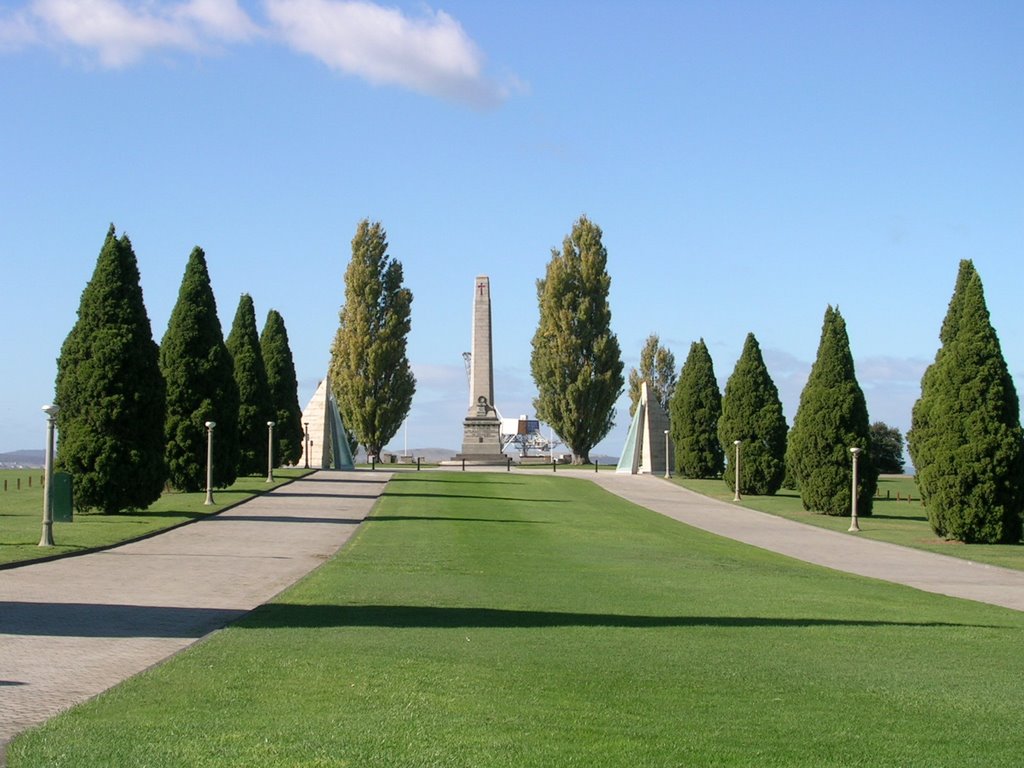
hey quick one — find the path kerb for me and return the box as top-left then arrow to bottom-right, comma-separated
0,471 -> 391,748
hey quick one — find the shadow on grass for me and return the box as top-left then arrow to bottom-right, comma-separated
0,601 -> 248,638
239,604 -> 996,631
396,477 -> 527,486
381,492 -> 566,504
262,492 -> 383,500
98,510 -> 208,522
368,515 -> 552,525
871,513 -> 929,522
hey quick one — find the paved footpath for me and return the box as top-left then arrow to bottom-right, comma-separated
586,472 -> 1024,613
0,471 -> 391,751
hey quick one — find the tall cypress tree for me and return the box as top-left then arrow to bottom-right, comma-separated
908,261 -> 1024,543
786,306 -> 876,516
54,225 -> 166,513
718,333 -> 787,495
669,339 -> 723,478
261,309 -> 304,467
531,215 -> 624,464
227,294 -> 274,476
328,220 -> 415,459
160,247 -> 240,491
627,334 -> 676,417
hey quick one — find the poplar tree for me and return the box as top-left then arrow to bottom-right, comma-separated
160,247 -> 240,491
531,216 -> 624,464
54,225 -> 166,513
328,220 -> 415,459
785,306 -> 876,516
908,261 -> 1024,543
669,339 -> 723,478
627,334 -> 676,416
261,309 -> 304,467
227,294 -> 274,476
718,333 -> 787,495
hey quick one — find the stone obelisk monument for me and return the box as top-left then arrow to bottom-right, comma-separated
454,275 -> 506,463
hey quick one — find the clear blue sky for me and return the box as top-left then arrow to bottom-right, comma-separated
1,1 -> 1021,458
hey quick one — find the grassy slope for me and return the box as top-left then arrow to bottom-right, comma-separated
0,468 -> 311,567
10,472 -> 1024,767
674,475 -> 1024,571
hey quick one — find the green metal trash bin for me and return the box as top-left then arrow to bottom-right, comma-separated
52,471 -> 73,523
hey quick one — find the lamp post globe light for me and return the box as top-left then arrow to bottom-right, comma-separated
204,421 -> 216,506
39,404 -> 60,547
303,422 -> 310,469
733,440 -> 742,502
849,446 -> 863,532
267,421 -> 276,483
664,429 -> 671,478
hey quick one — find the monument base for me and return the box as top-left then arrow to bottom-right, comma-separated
444,455 -> 510,466
448,413 -> 506,465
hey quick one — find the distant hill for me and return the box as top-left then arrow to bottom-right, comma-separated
0,449 -> 45,468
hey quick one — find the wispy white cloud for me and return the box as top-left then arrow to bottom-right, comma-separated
0,0 -> 517,107
2,0 -> 259,66
0,8 -> 39,50
175,0 -> 262,43
263,0 -> 513,108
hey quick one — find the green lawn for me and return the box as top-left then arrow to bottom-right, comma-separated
10,472 -> 1024,766
674,475 -> 1024,571
0,468 -> 312,567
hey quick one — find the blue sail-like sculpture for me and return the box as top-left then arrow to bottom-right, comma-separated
325,385 -> 355,470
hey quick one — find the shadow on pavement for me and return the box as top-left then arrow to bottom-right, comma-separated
0,601 -> 248,638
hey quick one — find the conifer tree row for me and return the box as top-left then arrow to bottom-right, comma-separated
718,333 -> 787,495
227,293 -> 274,476
785,306 -> 876,516
261,309 -> 304,467
55,225 -> 167,513
160,247 -> 240,492
908,261 -> 1024,543
669,339 -> 723,478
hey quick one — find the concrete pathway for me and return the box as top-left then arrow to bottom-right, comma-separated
586,472 -> 1024,613
0,471 -> 390,750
